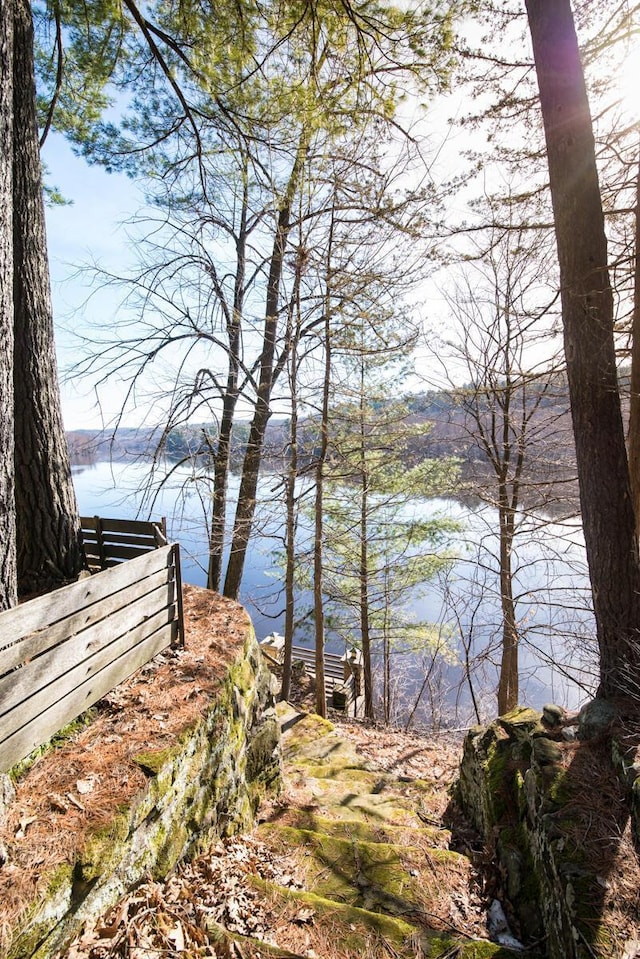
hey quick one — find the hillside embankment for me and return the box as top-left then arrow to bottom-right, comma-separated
2,589 -> 639,959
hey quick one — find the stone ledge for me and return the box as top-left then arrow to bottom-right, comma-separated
1,588 -> 281,959
457,705 -> 639,959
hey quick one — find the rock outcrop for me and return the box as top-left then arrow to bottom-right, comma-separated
458,705 -> 640,958
2,589 -> 280,959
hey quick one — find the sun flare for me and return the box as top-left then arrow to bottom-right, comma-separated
618,43 -> 640,121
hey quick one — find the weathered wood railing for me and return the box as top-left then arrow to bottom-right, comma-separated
290,645 -> 345,683
0,543 -> 184,773
259,635 -> 364,715
80,516 -> 168,572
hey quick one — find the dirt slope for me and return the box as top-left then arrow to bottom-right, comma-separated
53,705 -> 526,959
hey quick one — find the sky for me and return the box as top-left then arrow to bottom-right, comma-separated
43,128 -> 450,433
41,0 -> 640,435
42,5 -> 634,435
43,98 -> 476,433
44,133 -> 149,430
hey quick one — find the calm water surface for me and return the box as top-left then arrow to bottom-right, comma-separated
73,460 -> 596,725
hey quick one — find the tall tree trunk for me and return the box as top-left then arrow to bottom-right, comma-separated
223,137 -> 307,599
12,0 -> 82,596
526,0 -> 640,700
497,498 -> 518,714
628,159 -> 640,536
281,367 -> 298,703
313,307 -> 330,719
0,0 -> 16,611
311,202 -> 336,719
207,392 -> 236,590
358,373 -> 374,720
207,326 -> 240,592
207,172 -> 248,591
281,261 -> 304,703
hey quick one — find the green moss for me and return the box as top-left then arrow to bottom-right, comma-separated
230,657 -> 255,694
245,718 -> 279,784
250,877 -> 418,946
280,712 -> 335,755
78,810 -> 131,883
7,919 -> 52,959
297,761 -> 378,781
250,879 -> 522,958
484,737 -> 511,824
291,777 -> 419,825
455,942 -> 529,958
6,863 -> 73,959
268,813 -> 447,848
133,745 -> 180,776
499,706 -> 541,730
545,765 -> 571,805
204,918 -> 307,957
498,823 -> 541,904
261,824 -> 448,916
153,821 -> 189,877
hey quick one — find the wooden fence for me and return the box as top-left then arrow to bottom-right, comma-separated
290,645 -> 346,684
0,542 -> 184,773
260,636 -> 363,716
81,516 -> 168,572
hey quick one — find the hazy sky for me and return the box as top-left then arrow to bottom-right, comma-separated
44,133 -> 148,431
43,113 -> 466,434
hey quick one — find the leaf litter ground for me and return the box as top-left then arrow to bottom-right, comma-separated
45,707 -> 495,959
3,586 -> 639,958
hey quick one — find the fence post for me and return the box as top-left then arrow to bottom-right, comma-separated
172,544 -> 186,647
346,649 -> 363,718
154,518 -> 168,547
94,515 -> 106,570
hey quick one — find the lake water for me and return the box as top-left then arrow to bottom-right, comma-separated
73,460 -> 596,726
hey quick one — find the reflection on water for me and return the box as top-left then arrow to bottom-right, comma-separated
73,461 -> 596,727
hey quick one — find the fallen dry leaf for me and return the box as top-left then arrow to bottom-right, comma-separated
15,815 -> 37,838
65,793 -> 86,812
75,779 -> 95,795
168,921 -> 185,952
49,793 -> 70,813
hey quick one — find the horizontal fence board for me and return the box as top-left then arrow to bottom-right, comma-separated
0,547 -> 173,651
0,567 -> 174,674
85,534 -> 159,551
82,518 -> 163,536
98,544 -> 158,563
80,517 -> 167,573
292,647 -> 342,665
0,604 -> 173,732
0,582 -> 175,717
0,621 -> 175,773
291,646 -> 344,679
81,531 -> 159,549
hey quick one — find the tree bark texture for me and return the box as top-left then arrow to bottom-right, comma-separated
496,499 -> 518,714
0,0 -> 17,610
207,381 -> 239,591
526,0 -> 640,700
13,0 -> 82,596
628,160 -> 640,537
312,311 -> 330,719
207,176 -> 248,592
281,313 -> 301,703
222,138 -> 307,599
358,382 -> 374,720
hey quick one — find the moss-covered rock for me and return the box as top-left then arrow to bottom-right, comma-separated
457,706 -> 635,959
258,704 -> 530,958
248,878 -> 517,958
5,618 -> 281,959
